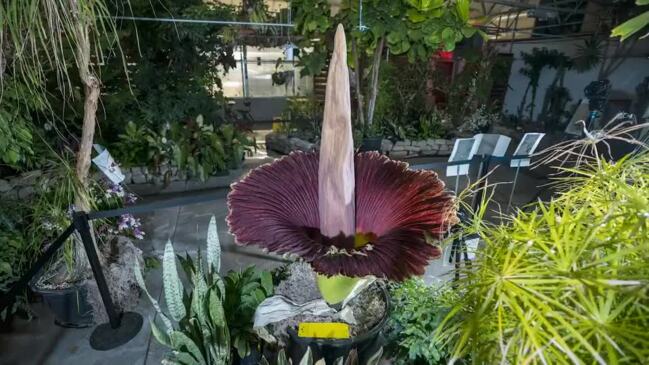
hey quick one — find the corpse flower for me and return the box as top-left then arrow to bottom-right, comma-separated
227,25 -> 457,303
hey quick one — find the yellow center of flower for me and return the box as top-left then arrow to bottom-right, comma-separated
354,232 -> 377,249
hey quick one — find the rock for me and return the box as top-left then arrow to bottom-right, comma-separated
394,140 -> 411,147
289,137 -> 314,152
391,145 -> 406,152
420,149 -> 435,156
405,146 -> 421,153
412,140 -> 428,148
123,170 -> 132,184
131,167 -> 147,184
381,139 -> 393,153
18,186 -> 34,199
390,150 -> 408,159
14,170 -> 42,186
265,132 -> 292,154
0,179 -> 11,193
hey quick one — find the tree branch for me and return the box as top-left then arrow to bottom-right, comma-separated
366,36 -> 385,125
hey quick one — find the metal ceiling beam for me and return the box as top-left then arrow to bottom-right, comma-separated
479,0 -> 586,14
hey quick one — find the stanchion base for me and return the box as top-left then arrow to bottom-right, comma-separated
89,311 -> 143,351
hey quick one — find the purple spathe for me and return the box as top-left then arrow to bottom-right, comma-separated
226,151 -> 457,281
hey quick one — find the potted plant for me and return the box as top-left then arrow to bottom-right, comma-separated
227,26 -> 457,363
29,159 -> 144,327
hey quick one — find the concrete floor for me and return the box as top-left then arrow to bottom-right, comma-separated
0,149 -> 547,365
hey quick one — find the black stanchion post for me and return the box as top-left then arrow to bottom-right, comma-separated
72,211 -> 143,351
471,154 -> 492,213
72,212 -> 121,328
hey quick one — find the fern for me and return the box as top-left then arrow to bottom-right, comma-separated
163,240 -> 186,321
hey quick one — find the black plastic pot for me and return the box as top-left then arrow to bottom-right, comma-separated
232,347 -> 262,365
31,281 -> 94,328
286,287 -> 390,364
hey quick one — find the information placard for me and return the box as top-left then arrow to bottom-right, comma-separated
510,133 -> 545,168
446,137 -> 479,177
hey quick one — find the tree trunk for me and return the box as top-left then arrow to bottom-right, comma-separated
366,36 -> 385,126
351,38 -> 365,126
529,83 -> 538,122
517,83 -> 531,120
72,11 -> 102,276
539,68 -> 562,126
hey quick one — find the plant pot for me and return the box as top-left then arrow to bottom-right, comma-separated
285,286 -> 390,364
30,281 -> 94,328
232,347 -> 262,365
359,137 -> 383,152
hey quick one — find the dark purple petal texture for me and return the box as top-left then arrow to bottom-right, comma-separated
355,152 -> 456,239
226,151 -> 457,280
226,152 -> 321,258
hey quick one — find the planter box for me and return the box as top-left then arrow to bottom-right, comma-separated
31,282 -> 94,328
127,168 -> 243,196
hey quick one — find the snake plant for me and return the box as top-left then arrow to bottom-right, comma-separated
135,216 -> 229,365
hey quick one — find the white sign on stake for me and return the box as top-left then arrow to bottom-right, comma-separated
446,137 -> 479,177
510,133 -> 545,168
473,134 -> 511,157
92,144 -> 125,184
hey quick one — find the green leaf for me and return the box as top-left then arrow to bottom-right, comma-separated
169,331 -> 206,365
134,259 -> 174,333
208,288 -> 225,327
366,347 -> 383,365
163,241 -> 187,321
455,0 -> 471,22
299,347 -> 313,365
277,349 -> 289,365
260,271 -> 273,295
406,9 -> 427,23
611,11 -> 649,41
150,319 -> 171,347
206,215 -> 221,274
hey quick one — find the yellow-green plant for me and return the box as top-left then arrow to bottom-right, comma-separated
438,153 -> 649,364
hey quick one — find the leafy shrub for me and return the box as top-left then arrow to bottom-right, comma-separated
438,153 -> 649,364
113,121 -> 170,170
223,266 -> 273,358
0,202 -> 34,320
112,116 -> 253,180
386,279 -> 457,365
0,78 -> 47,169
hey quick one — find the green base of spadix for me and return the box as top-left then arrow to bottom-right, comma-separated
316,274 -> 361,305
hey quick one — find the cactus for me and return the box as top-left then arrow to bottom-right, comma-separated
137,215 -> 230,365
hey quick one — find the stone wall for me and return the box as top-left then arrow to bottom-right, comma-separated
0,166 -> 242,200
122,165 -> 242,196
382,138 -> 454,158
265,132 -> 316,154
266,132 -> 455,159
0,170 -> 40,200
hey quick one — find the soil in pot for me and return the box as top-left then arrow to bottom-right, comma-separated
31,280 -> 94,328
269,263 -> 388,364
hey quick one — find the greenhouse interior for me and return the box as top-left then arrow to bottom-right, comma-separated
1,0 -> 649,364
